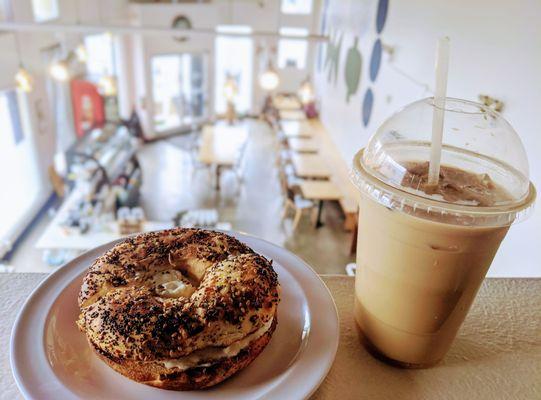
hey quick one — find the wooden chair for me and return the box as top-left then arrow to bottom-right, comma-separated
278,167 -> 314,231
283,163 -> 301,190
275,147 -> 291,167
221,140 -> 248,191
188,129 -> 211,178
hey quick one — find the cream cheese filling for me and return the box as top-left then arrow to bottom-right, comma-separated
152,270 -> 196,299
161,317 -> 274,371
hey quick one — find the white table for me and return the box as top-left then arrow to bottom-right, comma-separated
280,120 -> 313,139
287,137 -> 319,153
291,153 -> 332,180
279,109 -> 306,120
198,124 -> 248,190
299,181 -> 342,227
272,95 -> 302,111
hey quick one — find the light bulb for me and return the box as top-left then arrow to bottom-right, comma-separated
99,75 -> 117,96
298,79 -> 314,104
223,78 -> 237,101
259,69 -> 280,91
75,44 -> 88,63
15,67 -> 34,92
49,61 -> 70,81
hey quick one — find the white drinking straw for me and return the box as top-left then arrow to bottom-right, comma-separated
427,36 -> 450,187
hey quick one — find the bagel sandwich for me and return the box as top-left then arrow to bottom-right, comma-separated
77,228 -> 280,390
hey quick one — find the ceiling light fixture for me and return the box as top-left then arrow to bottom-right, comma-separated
99,75 -> 117,96
73,1 -> 87,64
298,76 -> 314,104
259,61 -> 280,92
223,75 -> 238,101
75,43 -> 87,63
49,60 -> 70,81
15,67 -> 34,92
13,32 -> 34,92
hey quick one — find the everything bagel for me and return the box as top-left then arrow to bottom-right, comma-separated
77,228 -> 280,390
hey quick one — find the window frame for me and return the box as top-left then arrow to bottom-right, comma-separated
280,0 -> 313,15
277,27 -> 309,70
214,25 -> 254,114
31,0 -> 60,23
84,33 -> 116,81
150,52 -> 208,134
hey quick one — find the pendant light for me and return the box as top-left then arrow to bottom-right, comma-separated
223,75 -> 238,101
298,76 -> 314,104
97,28 -> 118,97
259,60 -> 280,91
75,43 -> 88,63
49,59 -> 70,81
15,67 -> 34,93
73,1 -> 87,63
13,33 -> 33,92
98,75 -> 117,96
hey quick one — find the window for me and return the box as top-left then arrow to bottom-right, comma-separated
214,25 -> 253,114
281,0 -> 313,14
278,27 -> 308,69
0,0 -> 9,21
0,90 -> 42,250
31,0 -> 59,22
84,33 -> 115,79
151,53 -> 206,133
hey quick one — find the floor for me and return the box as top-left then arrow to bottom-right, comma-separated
8,119 -> 354,274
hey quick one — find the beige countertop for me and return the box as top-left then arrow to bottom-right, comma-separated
2,274 -> 540,399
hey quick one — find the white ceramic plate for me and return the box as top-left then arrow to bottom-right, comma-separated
11,231 -> 339,399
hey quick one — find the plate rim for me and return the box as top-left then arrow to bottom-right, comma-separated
10,230 -> 339,400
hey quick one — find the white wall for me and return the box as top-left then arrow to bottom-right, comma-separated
313,0 -> 541,277
129,0 -> 318,137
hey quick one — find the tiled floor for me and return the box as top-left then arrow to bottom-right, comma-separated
9,119 -> 354,274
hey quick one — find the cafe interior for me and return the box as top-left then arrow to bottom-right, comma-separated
0,0 -> 539,282
1,1 -> 541,398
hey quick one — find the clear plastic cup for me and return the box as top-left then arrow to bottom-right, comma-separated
351,97 -> 536,368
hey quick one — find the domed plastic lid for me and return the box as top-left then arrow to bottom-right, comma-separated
351,97 -> 536,226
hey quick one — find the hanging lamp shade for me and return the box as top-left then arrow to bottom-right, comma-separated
75,43 -> 88,63
223,76 -> 238,101
259,62 -> 280,91
49,60 -> 70,81
298,77 -> 314,104
99,75 -> 117,96
15,66 -> 34,92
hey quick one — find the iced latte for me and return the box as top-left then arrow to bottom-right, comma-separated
351,98 -> 536,367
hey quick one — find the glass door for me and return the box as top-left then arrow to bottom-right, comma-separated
151,53 -> 207,135
214,25 -> 254,115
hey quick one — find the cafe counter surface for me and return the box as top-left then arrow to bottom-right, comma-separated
1,274 -> 539,399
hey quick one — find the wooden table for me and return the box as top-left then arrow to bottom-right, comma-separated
281,120 -> 313,138
287,137 -> 319,153
272,95 -> 302,111
299,181 -> 342,227
3,275 -> 540,399
279,109 -> 306,121
198,124 -> 248,190
291,153 -> 331,180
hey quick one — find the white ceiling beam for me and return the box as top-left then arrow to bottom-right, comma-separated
0,21 -> 328,42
